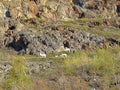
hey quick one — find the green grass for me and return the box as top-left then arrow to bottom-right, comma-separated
0,47 -> 120,89
63,47 -> 120,76
2,56 -> 32,90
21,47 -> 120,77
88,26 -> 120,41
61,47 -> 120,89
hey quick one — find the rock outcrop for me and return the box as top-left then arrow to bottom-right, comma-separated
0,17 -> 119,55
0,0 -> 119,55
0,0 -> 84,21
0,24 -> 109,55
0,0 -> 119,21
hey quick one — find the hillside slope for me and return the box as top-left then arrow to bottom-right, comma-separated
0,0 -> 120,90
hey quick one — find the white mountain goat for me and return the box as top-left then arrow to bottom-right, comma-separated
64,47 -> 71,52
40,52 -> 46,58
60,53 -> 67,58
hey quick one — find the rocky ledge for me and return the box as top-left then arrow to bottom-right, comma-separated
0,0 -> 119,56
0,18 -> 119,56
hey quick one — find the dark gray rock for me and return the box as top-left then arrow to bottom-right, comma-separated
1,19 -> 117,56
2,26 -> 108,55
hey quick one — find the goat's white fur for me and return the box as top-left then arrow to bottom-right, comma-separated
40,53 -> 46,58
60,53 -> 67,57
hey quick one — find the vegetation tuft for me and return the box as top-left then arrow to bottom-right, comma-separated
63,47 -> 120,75
2,56 -> 32,90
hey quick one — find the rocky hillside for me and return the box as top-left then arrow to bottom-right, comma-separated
0,0 -> 120,90
0,0 -> 119,55
0,0 -> 120,20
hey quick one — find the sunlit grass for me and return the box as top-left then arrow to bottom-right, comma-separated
63,47 -> 120,76
2,56 -> 33,90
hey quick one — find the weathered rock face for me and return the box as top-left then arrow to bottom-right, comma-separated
36,0 -> 84,21
3,25 -> 107,55
0,0 -> 119,21
0,18 -> 25,48
74,0 -> 119,18
0,18 -> 119,55
0,0 -> 84,21
0,0 -> 119,55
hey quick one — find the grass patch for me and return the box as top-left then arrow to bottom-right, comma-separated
63,51 -> 89,74
2,56 -> 33,90
0,52 -> 11,61
89,49 -> 117,75
62,47 -> 120,76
